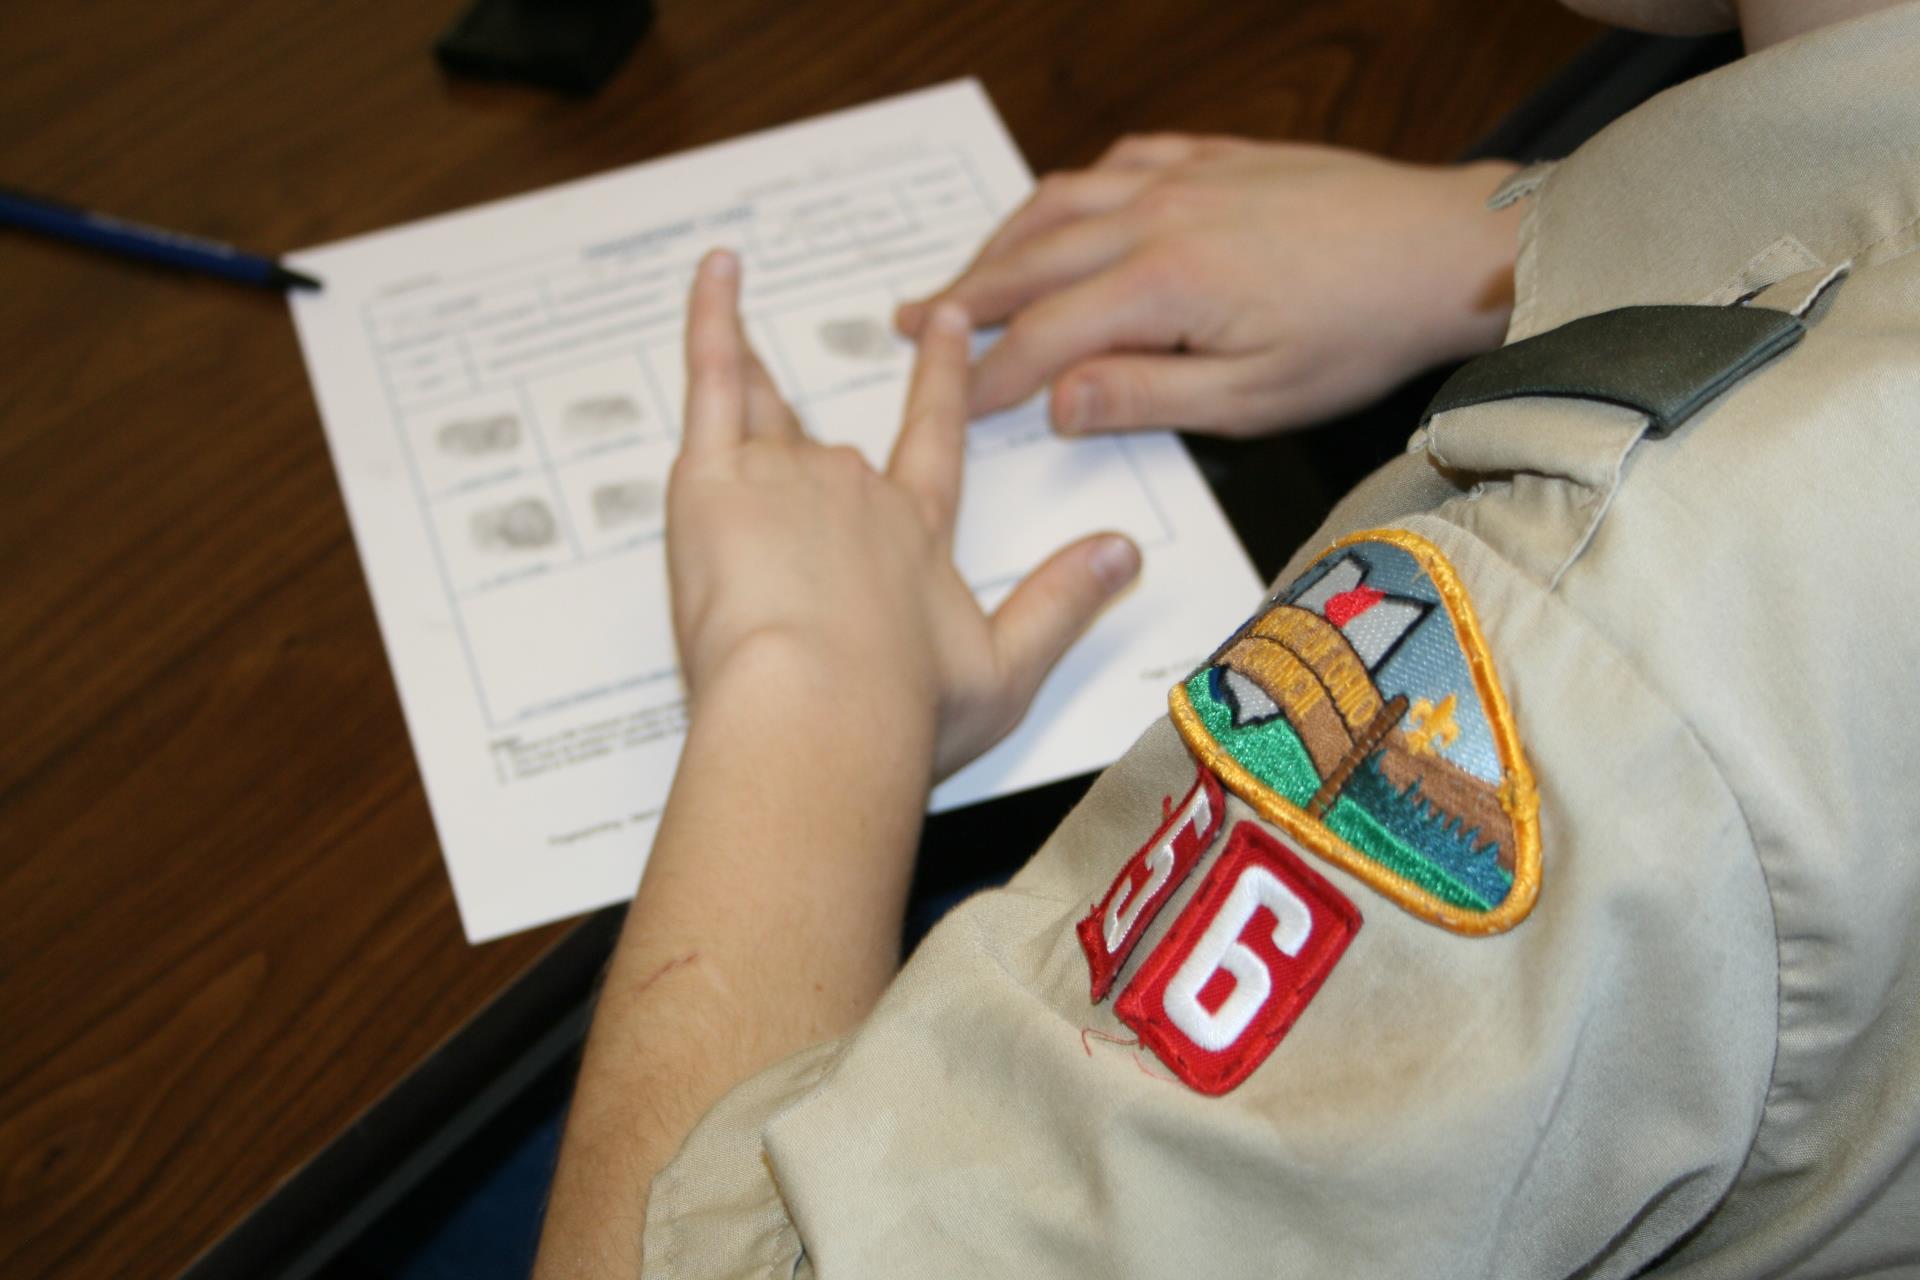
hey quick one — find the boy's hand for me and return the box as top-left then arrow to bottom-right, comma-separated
670,251 -> 1141,780
896,138 -> 1522,437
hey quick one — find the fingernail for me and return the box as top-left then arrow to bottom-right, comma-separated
705,249 -> 739,278
930,302 -> 969,335
1056,382 -> 1099,433
1089,536 -> 1141,592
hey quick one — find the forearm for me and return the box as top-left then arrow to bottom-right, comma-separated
532,248 -> 1129,1274
534,634 -> 934,1280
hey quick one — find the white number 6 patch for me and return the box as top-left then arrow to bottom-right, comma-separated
1163,864 -> 1314,1052
1117,821 -> 1360,1095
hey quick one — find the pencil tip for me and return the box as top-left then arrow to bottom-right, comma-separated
276,264 -> 323,292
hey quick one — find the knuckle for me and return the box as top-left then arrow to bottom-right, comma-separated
1033,171 -> 1076,207
993,315 -> 1050,380
738,446 -> 781,481
945,266 -> 997,310
998,307 -> 1042,353
824,442 -> 871,475
1105,364 -> 1158,424
1034,169 -> 1096,213
1134,180 -> 1198,221
903,405 -> 951,440
911,495 -> 948,540
666,455 -> 693,493
1191,134 -> 1247,161
1106,131 -> 1182,163
1123,245 -> 1190,299
1029,173 -> 1075,216
689,345 -> 733,380
984,695 -> 1025,749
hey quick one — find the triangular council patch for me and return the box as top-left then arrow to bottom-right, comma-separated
1170,528 -> 1539,934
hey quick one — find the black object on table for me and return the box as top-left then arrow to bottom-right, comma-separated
436,0 -> 656,95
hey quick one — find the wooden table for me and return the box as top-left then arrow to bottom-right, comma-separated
0,0 -> 1597,1273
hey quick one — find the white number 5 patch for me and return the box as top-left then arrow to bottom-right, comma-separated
1078,767 -> 1225,1001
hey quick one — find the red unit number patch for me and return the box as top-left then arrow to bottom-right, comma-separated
1116,822 -> 1360,1096
1078,766 -> 1226,1001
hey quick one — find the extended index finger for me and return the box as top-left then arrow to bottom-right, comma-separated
681,250 -> 746,455
886,303 -> 973,536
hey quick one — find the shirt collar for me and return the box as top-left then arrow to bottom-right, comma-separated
1506,1 -> 1920,342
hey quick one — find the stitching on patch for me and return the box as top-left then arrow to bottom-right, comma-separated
1171,527 -> 1541,935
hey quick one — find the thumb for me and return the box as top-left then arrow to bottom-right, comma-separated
990,533 -> 1142,709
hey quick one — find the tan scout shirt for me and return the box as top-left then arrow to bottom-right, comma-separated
644,7 -> 1920,1275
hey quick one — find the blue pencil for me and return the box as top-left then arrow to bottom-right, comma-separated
0,184 -> 321,292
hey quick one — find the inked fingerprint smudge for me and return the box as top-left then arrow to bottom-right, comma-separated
437,414 -> 520,456
471,498 -> 558,550
563,394 -> 643,437
591,480 -> 661,529
819,316 -> 896,361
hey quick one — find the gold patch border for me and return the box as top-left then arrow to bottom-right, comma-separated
1170,527 -> 1541,936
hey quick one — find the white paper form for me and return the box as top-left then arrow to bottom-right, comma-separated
288,80 -> 1262,942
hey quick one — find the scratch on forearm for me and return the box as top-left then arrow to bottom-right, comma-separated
630,951 -> 699,1000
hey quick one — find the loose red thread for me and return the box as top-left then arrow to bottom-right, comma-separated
1132,1050 -> 1181,1084
1081,1026 -> 1139,1057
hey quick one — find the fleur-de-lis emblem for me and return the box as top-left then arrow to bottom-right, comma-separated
1405,694 -> 1460,757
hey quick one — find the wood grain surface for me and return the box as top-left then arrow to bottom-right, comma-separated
0,0 -> 1595,1273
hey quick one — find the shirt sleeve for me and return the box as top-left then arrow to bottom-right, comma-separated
643,1036 -> 839,1279
644,517 -> 1779,1280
